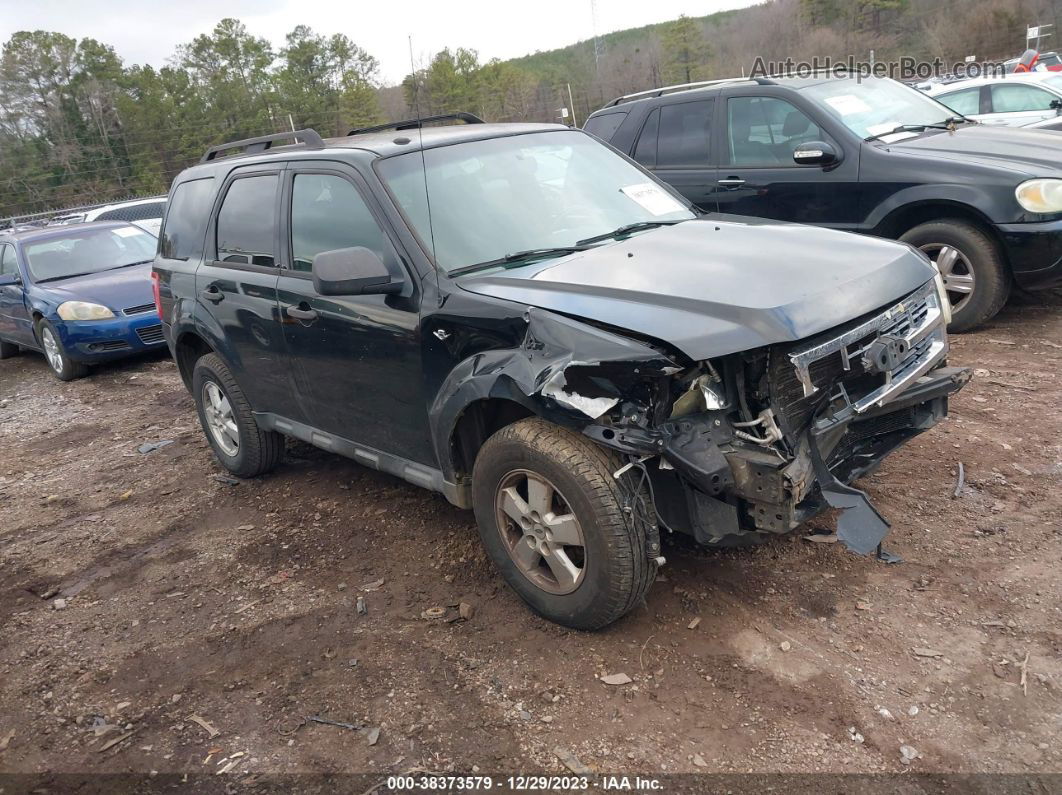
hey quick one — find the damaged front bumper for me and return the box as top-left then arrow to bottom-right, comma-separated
585,280 -> 971,556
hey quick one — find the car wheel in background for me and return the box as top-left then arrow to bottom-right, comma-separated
471,417 -> 655,630
0,339 -> 18,359
899,220 -> 1010,332
35,319 -> 89,381
191,352 -> 283,478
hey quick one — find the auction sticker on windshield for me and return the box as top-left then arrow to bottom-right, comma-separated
620,183 -> 686,216
823,94 -> 872,116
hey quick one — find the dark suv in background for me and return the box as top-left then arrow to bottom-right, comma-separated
585,74 -> 1062,331
154,120 -> 967,630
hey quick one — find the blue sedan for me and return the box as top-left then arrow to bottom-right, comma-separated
0,222 -> 164,380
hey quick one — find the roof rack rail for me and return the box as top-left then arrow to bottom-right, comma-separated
606,77 -> 762,106
200,129 -> 325,163
348,112 -> 485,137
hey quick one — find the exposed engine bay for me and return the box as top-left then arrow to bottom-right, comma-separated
571,278 -> 971,556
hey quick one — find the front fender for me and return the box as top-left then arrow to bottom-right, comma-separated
427,306 -> 680,482
867,186 -> 1003,232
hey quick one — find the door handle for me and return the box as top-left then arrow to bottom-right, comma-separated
285,304 -> 318,322
199,286 -> 224,303
717,177 -> 746,188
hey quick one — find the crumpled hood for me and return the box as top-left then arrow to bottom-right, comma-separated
457,217 -> 935,360
885,125 -> 1062,176
40,263 -> 154,311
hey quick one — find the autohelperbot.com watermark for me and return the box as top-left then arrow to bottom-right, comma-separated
750,55 -> 1008,82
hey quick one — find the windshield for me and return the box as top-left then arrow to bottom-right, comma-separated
377,130 -> 694,272
800,77 -> 961,139
24,225 -> 157,282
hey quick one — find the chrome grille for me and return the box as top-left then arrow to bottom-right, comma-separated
779,280 -> 948,423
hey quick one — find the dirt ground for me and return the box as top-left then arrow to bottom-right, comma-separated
1,291 -> 1060,790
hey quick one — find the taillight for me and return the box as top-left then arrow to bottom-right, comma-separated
151,270 -> 163,319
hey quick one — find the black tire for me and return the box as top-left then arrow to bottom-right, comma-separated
0,339 -> 18,359
899,219 -> 1010,333
471,417 -> 655,630
192,352 -> 283,478
35,319 -> 89,381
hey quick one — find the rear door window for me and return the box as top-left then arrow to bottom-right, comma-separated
216,175 -> 279,267
161,178 -> 215,260
656,100 -> 714,168
633,109 -> 660,167
583,111 -> 628,141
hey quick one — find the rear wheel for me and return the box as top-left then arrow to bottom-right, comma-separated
471,418 -> 655,630
192,353 -> 283,478
899,219 -> 1010,332
36,319 -> 89,381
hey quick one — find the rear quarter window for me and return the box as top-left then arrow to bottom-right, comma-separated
160,178 -> 216,260
583,111 -> 628,141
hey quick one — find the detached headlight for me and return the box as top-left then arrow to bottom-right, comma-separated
1015,179 -> 1062,213
57,301 -> 115,321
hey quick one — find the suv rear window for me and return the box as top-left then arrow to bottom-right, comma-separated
216,175 -> 278,267
583,111 -> 627,141
161,178 -> 215,260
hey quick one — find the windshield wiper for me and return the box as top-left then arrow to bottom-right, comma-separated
864,116 -> 967,143
448,246 -> 592,278
576,220 -> 684,246
109,259 -> 153,269
36,272 -> 99,283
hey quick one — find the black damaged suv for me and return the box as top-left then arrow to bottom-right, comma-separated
154,117 -> 969,629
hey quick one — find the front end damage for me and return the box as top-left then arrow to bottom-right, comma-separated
555,278 -> 971,556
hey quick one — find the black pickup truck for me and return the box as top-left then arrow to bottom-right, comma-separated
153,118 -> 968,629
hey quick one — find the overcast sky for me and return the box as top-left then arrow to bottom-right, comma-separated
0,0 -> 756,84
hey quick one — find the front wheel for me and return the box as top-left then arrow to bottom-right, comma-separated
471,418 -> 655,630
899,219 -> 1010,332
36,319 -> 88,381
192,353 -> 283,478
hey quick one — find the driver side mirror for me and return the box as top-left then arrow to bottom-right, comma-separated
1051,98 -> 1062,113
793,141 -> 840,166
312,247 -> 404,296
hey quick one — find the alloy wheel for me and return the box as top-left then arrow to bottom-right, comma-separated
41,327 -> 64,373
919,243 -> 976,314
494,469 -> 586,595
202,381 -> 239,457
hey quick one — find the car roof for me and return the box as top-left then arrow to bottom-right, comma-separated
87,196 -> 166,214
0,220 -> 144,244
930,72 -> 1062,93
176,122 -> 569,181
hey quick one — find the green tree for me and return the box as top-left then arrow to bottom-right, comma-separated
660,15 -> 710,84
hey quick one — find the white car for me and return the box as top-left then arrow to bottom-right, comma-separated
49,197 -> 167,236
927,72 -> 1062,127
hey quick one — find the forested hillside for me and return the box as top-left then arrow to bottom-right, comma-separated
2,0 -> 1059,219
